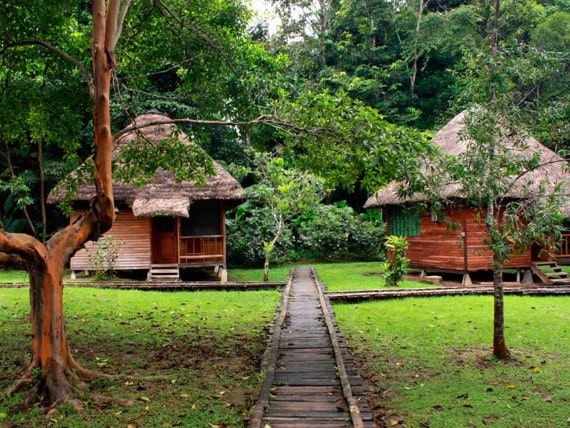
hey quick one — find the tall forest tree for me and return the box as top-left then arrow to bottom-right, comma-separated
0,0 -> 129,407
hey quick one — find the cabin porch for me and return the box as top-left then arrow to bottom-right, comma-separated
148,201 -> 227,281
554,232 -> 570,264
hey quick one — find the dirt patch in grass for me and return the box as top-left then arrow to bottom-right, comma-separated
2,332 -> 267,427
447,346 -> 496,367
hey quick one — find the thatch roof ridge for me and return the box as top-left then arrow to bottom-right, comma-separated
48,113 -> 244,216
364,111 -> 570,214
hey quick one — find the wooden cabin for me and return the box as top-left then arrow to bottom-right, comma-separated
365,111 -> 570,285
379,203 -> 533,283
48,113 -> 245,282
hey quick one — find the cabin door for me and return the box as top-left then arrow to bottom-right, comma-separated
151,217 -> 178,264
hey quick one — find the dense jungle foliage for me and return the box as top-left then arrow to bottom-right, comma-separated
1,0 -> 568,265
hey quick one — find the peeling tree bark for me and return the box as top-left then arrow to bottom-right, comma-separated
92,0 -> 116,231
1,211 -> 105,407
1,0 -> 130,408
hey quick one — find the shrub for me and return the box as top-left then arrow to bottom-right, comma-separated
85,235 -> 124,280
226,204 -> 294,266
384,235 -> 409,287
228,201 -> 386,266
296,203 -> 385,261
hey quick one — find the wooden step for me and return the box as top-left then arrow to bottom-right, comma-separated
148,264 -> 180,281
531,262 -> 569,286
533,261 -> 557,267
546,272 -> 568,279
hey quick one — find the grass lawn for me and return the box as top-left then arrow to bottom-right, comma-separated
4,261 -> 432,290
0,269 -> 29,283
229,261 -> 432,291
333,295 -> 570,428
0,287 -> 281,427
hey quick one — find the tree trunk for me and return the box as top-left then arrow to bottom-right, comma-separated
91,0 -> 116,231
263,258 -> 270,282
486,197 -> 510,360
38,137 -> 48,242
28,255 -> 77,403
2,211 -> 102,406
410,0 -> 428,97
262,221 -> 284,282
492,257 -> 510,359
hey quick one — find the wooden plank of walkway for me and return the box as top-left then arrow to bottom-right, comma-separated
250,267 -> 376,428
328,285 -> 570,302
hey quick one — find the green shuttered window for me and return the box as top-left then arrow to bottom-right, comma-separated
387,206 -> 420,237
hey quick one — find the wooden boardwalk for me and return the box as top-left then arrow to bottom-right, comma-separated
328,284 -> 570,302
250,267 -> 376,427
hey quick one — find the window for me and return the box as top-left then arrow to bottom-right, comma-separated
180,201 -> 220,236
387,206 -> 420,237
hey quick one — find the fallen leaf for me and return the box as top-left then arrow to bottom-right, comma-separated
530,366 -> 542,374
179,393 -> 190,398
505,384 -> 517,389
139,396 -> 151,402
127,424 -> 137,428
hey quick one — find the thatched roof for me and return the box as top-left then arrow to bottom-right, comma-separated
48,113 -> 245,217
364,111 -> 570,215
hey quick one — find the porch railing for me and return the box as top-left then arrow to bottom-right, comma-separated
556,233 -> 570,258
179,235 -> 224,264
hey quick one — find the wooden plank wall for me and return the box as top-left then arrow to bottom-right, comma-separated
70,210 -> 151,271
406,208 -> 466,271
462,209 -> 531,270
401,206 -> 531,272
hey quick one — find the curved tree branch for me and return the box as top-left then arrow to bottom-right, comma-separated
0,251 -> 25,268
5,39 -> 93,96
115,0 -> 134,49
47,209 -> 99,266
0,228 -> 46,264
112,115 -> 334,141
